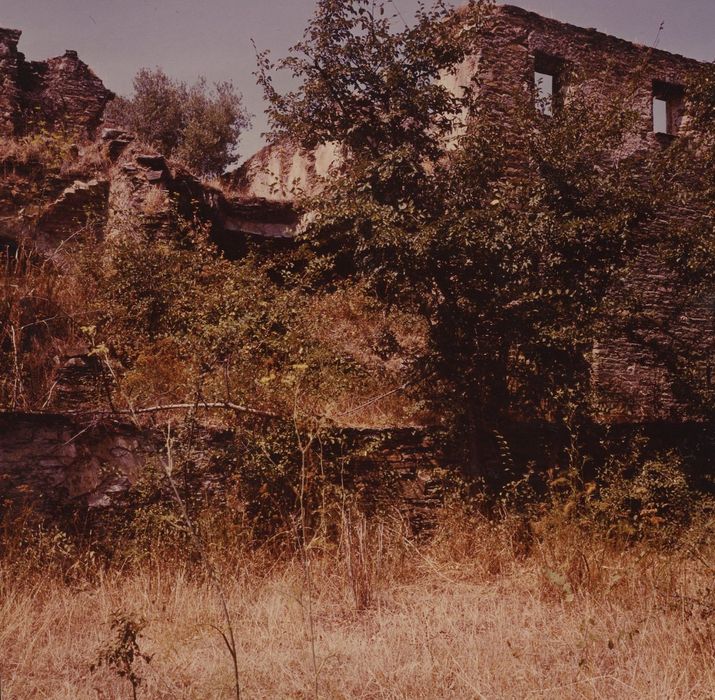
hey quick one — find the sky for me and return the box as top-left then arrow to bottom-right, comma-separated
1,0 -> 713,159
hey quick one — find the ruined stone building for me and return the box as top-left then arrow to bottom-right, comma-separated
0,6 -> 713,506
1,6 -> 712,429
233,4 -> 714,425
0,28 -> 113,138
462,6 -> 711,424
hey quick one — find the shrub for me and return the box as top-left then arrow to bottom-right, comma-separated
595,450 -> 709,541
0,243 -> 81,410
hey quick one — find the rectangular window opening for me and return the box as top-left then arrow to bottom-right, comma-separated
534,53 -> 565,116
652,81 -> 685,136
534,70 -> 554,116
653,97 -> 668,134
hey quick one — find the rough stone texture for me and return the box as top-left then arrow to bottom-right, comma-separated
101,138 -> 299,255
591,237 -> 713,423
0,29 -> 113,138
217,197 -> 298,242
0,414 -> 452,521
1,411 -> 706,515
104,143 -> 221,244
36,177 -> 110,250
470,6 -> 712,423
1,7 -> 711,526
0,413 -> 152,509
221,141 -> 339,244
472,5 -> 701,141
234,6 -> 705,220
340,428 -> 454,527
50,353 -> 107,411
228,141 -> 341,203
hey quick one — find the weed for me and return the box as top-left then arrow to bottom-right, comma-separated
92,612 -> 151,700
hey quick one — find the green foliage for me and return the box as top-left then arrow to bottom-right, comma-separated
500,437 -> 714,546
0,127 -> 79,172
3,1 -> 712,562
78,218 -> 299,413
257,0 -> 487,160
233,424 -> 390,541
590,434 -> 714,544
75,202 -> 417,429
260,0 -> 657,462
106,68 -> 250,177
596,450 -> 697,539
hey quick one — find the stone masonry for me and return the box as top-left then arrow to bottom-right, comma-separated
468,5 -> 712,423
0,7 -> 712,513
0,28 -> 113,138
0,413 -> 151,509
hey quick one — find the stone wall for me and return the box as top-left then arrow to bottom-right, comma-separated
0,29 -> 113,138
0,413 -> 152,510
474,5 -> 702,144
472,5 -> 713,423
0,414 -> 452,524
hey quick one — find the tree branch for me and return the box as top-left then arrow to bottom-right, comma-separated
16,401 -> 282,421
106,401 -> 282,420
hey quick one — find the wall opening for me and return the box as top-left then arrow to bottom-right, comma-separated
652,81 -> 684,136
534,71 -> 554,115
653,97 -> 668,133
533,53 -> 565,116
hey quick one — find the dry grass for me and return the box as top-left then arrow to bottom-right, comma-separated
305,286 -> 430,428
0,134 -> 106,176
1,517 -> 713,699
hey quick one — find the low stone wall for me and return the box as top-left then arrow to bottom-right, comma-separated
0,414 -> 453,522
2,411 -> 710,528
0,413 -> 153,509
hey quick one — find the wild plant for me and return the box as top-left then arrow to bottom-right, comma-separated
92,612 -> 151,700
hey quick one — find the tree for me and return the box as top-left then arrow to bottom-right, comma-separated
106,68 -> 250,177
258,0 -> 662,473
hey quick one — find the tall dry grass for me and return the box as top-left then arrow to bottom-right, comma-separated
1,514 -> 713,699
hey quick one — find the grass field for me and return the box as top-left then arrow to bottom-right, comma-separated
1,515 -> 713,699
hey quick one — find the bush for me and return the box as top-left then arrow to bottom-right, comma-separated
595,450 -> 709,541
106,68 -> 250,177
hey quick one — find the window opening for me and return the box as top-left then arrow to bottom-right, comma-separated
534,71 -> 554,115
652,97 -> 668,133
534,53 -> 565,116
652,81 -> 684,136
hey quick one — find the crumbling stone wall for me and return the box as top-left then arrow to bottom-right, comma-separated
470,5 -> 713,422
0,413 -> 152,509
473,5 -> 702,146
0,28 -> 113,138
0,414 -> 452,522
236,5 -> 713,424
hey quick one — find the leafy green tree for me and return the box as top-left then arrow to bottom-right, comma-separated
258,0 -> 660,472
106,68 -> 250,177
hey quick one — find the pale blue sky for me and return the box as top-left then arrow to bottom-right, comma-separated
2,1 -> 713,159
